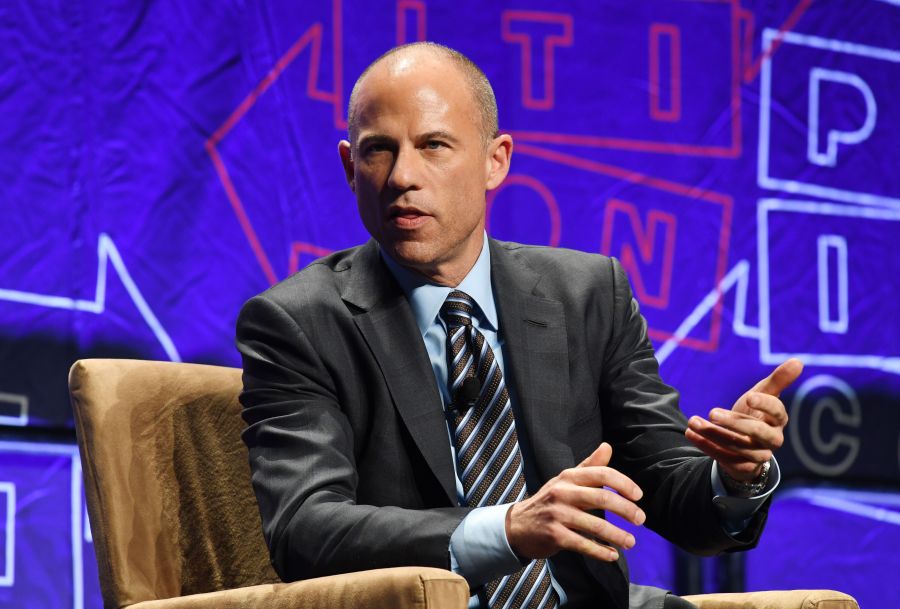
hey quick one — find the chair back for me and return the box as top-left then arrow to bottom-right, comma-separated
69,359 -> 279,608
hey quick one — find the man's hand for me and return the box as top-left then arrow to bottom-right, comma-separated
685,358 -> 803,481
505,442 -> 645,563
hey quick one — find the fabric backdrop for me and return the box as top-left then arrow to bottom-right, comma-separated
0,1 -> 897,607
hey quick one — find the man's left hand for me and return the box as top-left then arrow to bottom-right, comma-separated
685,358 -> 803,482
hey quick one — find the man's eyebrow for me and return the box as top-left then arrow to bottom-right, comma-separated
357,133 -> 394,148
418,130 -> 460,144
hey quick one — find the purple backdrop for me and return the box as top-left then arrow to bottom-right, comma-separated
0,1 -> 898,607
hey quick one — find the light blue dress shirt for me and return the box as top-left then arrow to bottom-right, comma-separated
381,233 -> 778,607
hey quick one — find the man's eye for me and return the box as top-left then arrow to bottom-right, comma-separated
363,143 -> 389,155
424,140 -> 445,150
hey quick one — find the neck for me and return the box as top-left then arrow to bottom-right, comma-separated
394,235 -> 486,287
407,255 -> 478,287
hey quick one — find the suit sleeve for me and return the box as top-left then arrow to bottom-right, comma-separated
598,258 -> 769,556
237,294 -> 469,582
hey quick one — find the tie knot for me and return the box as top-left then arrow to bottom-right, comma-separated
440,290 -> 474,328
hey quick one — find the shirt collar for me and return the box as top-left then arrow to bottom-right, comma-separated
380,232 -> 498,337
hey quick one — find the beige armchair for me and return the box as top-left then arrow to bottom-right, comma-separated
69,359 -> 858,609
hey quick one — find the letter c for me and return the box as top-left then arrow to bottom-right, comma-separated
789,374 -> 861,476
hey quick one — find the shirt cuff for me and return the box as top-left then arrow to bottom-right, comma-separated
449,503 -> 524,588
711,457 -> 781,535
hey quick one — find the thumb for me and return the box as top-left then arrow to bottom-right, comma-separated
579,442 -> 612,468
752,358 -> 804,397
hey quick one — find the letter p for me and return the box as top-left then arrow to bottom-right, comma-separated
807,67 -> 877,167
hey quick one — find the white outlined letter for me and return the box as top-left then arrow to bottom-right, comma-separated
817,235 -> 849,334
808,68 -> 876,167
789,375 -> 861,476
0,482 -> 15,586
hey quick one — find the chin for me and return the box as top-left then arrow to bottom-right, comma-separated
387,241 -> 438,269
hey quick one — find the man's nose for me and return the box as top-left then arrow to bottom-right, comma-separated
386,146 -> 422,191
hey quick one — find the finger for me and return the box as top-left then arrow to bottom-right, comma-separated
564,507 -> 637,550
751,358 -> 803,397
686,430 -> 772,465
739,393 -> 789,427
685,426 -> 741,460
563,466 -> 643,502
706,410 -> 783,449
685,427 -> 772,466
688,423 -> 776,462
578,442 -> 612,468
554,525 -> 620,562
688,415 -> 754,447
557,484 -> 646,526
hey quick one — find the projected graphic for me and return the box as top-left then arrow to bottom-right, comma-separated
758,29 -> 900,207
1,0 -> 898,605
0,443 -> 101,609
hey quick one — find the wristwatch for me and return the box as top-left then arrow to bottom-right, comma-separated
720,461 -> 770,498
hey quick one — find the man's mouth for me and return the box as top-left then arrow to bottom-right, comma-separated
389,206 -> 431,228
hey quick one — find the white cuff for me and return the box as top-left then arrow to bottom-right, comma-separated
712,457 -> 781,535
449,503 -> 523,588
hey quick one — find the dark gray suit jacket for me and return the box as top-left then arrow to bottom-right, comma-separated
237,238 -> 768,609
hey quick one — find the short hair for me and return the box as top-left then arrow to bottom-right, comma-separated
347,42 -> 499,146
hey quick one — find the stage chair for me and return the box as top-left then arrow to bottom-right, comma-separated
69,359 -> 858,609
69,358 -> 466,609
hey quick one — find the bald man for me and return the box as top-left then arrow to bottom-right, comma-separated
237,42 -> 801,609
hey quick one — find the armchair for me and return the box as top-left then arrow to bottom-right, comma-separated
68,359 -> 857,609
69,358 -> 466,608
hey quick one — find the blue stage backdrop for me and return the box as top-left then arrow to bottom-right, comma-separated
1,1 -> 898,608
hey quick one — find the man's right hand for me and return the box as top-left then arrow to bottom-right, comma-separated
504,442 -> 645,562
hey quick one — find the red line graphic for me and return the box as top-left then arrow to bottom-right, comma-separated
508,0 -> 811,158
206,0 -> 345,284
742,0 -> 815,83
397,0 -> 427,45
737,5 -> 755,79
516,143 -> 732,351
332,0 -> 346,130
501,11 -> 574,111
509,0 -> 739,157
649,23 -> 682,122
601,199 -> 677,308
289,242 -> 335,274
486,174 -> 562,247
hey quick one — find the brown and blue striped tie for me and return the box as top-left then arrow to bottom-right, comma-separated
441,290 -> 559,609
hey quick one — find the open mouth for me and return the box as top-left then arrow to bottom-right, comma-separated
389,206 -> 431,228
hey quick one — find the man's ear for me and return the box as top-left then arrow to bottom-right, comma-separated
338,140 -> 355,191
485,134 -> 513,191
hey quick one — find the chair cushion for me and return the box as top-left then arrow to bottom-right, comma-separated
683,590 -> 859,609
127,567 -> 469,609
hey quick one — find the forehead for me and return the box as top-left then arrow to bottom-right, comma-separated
352,53 -> 480,137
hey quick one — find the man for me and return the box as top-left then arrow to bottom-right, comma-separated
237,42 -> 802,609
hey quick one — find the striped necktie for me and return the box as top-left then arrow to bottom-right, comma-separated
441,290 -> 559,609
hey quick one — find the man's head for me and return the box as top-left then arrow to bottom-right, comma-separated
347,43 -> 499,147
339,43 -> 513,286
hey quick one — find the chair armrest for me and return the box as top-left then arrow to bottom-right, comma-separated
127,567 -> 469,609
683,590 -> 859,609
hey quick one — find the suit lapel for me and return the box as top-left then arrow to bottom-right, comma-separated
490,240 -> 574,484
341,242 -> 457,505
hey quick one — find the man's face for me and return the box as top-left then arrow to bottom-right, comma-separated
339,53 -> 510,285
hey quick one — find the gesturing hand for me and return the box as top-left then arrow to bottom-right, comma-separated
685,358 -> 803,481
504,442 -> 645,563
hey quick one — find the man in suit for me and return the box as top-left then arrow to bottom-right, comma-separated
237,42 -> 801,609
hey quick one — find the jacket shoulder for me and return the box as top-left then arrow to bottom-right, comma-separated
493,240 -> 621,296
254,244 -> 361,300
237,244 -> 366,326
